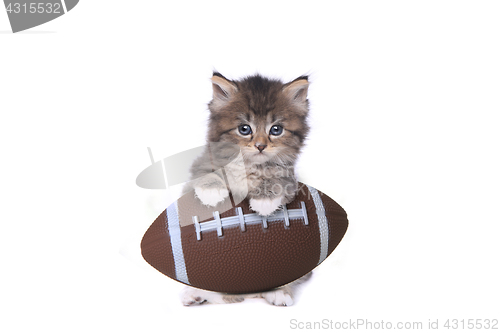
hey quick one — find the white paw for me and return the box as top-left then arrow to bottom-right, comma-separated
262,288 -> 294,306
249,196 -> 283,216
195,187 -> 229,206
181,288 -> 207,306
181,287 -> 244,306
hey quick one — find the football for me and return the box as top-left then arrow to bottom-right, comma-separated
140,182 -> 348,294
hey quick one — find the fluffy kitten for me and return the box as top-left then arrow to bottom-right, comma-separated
182,72 -> 311,306
187,72 -> 310,215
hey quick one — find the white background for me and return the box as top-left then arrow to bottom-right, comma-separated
1,1 -> 499,332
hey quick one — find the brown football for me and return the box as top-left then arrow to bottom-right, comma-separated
140,182 -> 348,294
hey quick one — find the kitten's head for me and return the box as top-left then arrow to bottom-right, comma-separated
207,72 -> 310,166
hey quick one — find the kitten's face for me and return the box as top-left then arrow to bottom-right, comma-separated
207,73 -> 310,165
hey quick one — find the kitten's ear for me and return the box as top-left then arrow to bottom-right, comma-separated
211,72 -> 238,103
283,76 -> 309,104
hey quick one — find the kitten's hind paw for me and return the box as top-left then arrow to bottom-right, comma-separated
249,196 -> 283,216
181,287 -> 208,306
195,187 -> 229,207
262,288 -> 294,306
181,287 -> 244,305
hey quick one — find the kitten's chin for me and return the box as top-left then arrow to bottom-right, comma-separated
247,152 -> 271,164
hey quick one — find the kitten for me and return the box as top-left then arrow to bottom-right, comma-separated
187,72 -> 310,215
182,72 -> 311,306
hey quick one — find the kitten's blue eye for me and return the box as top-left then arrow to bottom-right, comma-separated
238,124 -> 252,136
269,125 -> 283,136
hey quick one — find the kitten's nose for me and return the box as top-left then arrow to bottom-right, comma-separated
255,144 -> 267,152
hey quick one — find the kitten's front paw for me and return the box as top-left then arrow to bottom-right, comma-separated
262,288 -> 294,306
195,187 -> 229,206
249,196 -> 283,216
